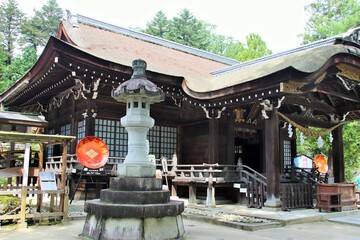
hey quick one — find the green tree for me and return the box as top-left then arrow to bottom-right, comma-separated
235,33 -> 272,62
0,0 -> 24,65
144,10 -> 170,38
0,46 -> 37,93
143,9 -> 272,61
20,0 -> 63,50
342,121 -> 360,182
302,0 -> 360,43
206,34 -> 244,58
166,9 -> 214,50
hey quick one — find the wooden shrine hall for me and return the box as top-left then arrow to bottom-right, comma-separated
0,11 -> 359,209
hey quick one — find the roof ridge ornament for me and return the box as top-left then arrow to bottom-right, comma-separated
64,10 -> 79,28
340,27 -> 360,45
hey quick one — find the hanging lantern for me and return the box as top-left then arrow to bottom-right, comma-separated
300,132 -> 305,145
329,132 -> 333,143
314,154 -> 328,173
317,136 -> 324,148
287,123 -> 293,138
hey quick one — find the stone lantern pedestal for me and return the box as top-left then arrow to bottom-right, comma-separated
80,59 -> 185,240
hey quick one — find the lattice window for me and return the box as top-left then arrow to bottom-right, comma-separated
283,140 -> 292,169
60,123 -> 72,153
95,119 -> 127,158
148,126 -> 177,159
77,120 -> 86,143
47,129 -> 55,157
94,119 -> 176,159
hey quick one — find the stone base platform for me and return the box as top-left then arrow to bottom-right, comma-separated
80,213 -> 184,240
80,177 -> 185,240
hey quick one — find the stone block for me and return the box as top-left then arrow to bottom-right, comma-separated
110,177 -> 162,191
144,215 -> 185,239
101,217 -> 142,240
101,189 -> 170,204
84,200 -> 184,218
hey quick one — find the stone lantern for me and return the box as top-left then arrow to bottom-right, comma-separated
80,59 -> 184,240
112,59 -> 164,177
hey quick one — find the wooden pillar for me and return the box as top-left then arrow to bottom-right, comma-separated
59,141 -> 68,212
209,118 -> 219,164
332,126 -> 345,183
37,143 -> 44,212
264,111 -> 281,208
227,115 -> 235,165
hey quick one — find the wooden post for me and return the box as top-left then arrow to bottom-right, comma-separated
227,114 -> 235,165
188,183 -> 197,205
37,143 -> 44,212
19,187 -> 27,228
332,126 -> 345,183
61,187 -> 69,221
209,118 -> 219,164
264,110 -> 281,208
59,141 -> 67,213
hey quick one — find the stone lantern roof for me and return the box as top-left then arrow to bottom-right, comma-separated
112,59 -> 164,103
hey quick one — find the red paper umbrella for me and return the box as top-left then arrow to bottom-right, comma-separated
76,136 -> 109,169
314,154 -> 328,174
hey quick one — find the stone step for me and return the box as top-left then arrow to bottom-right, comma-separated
100,189 -> 170,204
110,177 -> 162,191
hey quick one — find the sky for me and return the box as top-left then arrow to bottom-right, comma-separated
7,0 -> 313,54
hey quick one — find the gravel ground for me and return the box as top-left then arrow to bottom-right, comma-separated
184,207 -> 274,224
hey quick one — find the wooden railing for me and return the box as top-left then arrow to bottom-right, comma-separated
172,163 -> 239,182
280,183 -> 314,211
240,168 -> 266,208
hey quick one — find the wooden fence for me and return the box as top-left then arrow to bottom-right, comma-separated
0,184 -> 68,227
280,182 -> 314,211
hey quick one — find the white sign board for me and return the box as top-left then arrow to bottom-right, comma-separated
39,171 -> 57,190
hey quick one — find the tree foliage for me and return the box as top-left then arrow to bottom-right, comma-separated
166,9 -> 214,50
144,10 -> 170,38
0,0 -> 63,93
302,0 -> 360,43
0,0 -> 24,65
143,9 -> 272,62
20,0 -> 63,51
0,46 -> 37,93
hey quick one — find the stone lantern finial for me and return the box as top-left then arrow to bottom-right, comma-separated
131,59 -> 147,79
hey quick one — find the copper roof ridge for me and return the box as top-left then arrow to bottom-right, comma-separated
211,38 -> 338,76
73,14 -> 240,66
211,27 -> 360,76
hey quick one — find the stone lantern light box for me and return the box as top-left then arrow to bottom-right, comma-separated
112,59 -> 165,177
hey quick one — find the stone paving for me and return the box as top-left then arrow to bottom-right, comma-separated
0,199 -> 360,239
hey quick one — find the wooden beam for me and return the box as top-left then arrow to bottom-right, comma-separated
283,95 -> 336,114
279,113 -> 337,128
316,86 -> 360,103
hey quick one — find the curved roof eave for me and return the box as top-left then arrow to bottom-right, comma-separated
0,37 -> 61,105
182,44 -> 360,98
